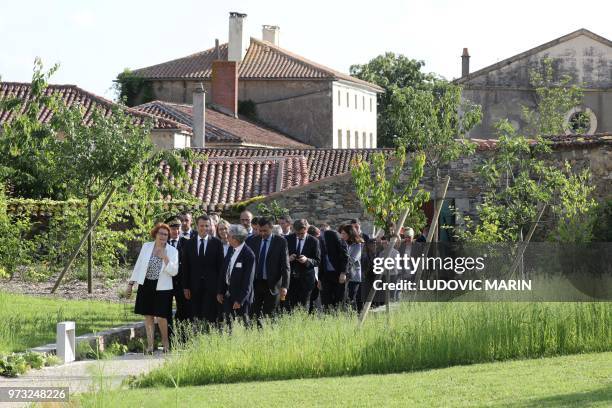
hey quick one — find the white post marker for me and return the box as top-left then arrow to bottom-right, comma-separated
56,321 -> 76,363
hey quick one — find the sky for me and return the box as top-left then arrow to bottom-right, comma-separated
2,0 -> 611,100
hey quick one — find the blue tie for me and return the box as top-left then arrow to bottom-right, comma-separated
256,239 -> 268,280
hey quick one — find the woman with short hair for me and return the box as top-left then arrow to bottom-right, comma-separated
127,223 -> 179,353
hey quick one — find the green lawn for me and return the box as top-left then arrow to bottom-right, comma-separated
135,302 -> 611,387
0,291 -> 140,353
78,352 -> 612,407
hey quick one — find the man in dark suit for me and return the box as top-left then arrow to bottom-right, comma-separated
319,228 -> 349,310
167,218 -> 191,323
179,211 -> 198,240
247,217 -> 290,324
217,224 -> 255,330
285,219 -> 320,311
182,215 -> 225,327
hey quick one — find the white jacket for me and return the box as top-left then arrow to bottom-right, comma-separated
129,242 -> 179,291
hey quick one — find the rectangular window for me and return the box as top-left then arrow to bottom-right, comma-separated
370,98 -> 373,112
355,130 -> 360,148
355,94 -> 358,109
337,129 -> 342,148
362,131 -> 367,148
346,130 -> 351,149
362,96 -> 365,111
370,133 -> 374,147
338,90 -> 341,106
346,92 -> 349,107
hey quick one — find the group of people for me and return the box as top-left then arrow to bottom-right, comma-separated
127,210 -> 423,353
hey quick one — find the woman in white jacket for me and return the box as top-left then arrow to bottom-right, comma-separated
126,223 -> 179,353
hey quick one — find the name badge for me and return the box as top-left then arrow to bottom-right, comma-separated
236,262 -> 242,268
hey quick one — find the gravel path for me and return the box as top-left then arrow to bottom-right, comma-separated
0,353 -> 166,406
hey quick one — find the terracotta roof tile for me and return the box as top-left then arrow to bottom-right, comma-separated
193,147 -> 392,183
0,82 -> 190,132
132,38 -> 383,92
134,100 -> 311,148
163,155 -> 310,210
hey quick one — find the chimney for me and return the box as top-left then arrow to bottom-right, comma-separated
212,60 -> 238,117
192,84 -> 206,148
215,38 -> 221,60
262,25 -> 280,46
461,48 -> 470,77
228,12 -> 247,62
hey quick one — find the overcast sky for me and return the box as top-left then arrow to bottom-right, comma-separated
1,0 -> 611,99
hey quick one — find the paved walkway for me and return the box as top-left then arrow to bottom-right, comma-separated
0,353 -> 166,406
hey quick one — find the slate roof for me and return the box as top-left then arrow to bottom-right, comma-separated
132,37 -> 383,92
0,82 -> 190,132
134,100 -> 312,148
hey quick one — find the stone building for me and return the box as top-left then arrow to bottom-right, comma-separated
130,12 -> 383,149
455,29 -> 612,138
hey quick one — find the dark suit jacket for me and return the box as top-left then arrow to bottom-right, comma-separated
320,230 -> 349,280
181,235 -> 225,293
247,234 -> 290,293
218,244 -> 255,306
286,233 -> 320,290
169,236 -> 188,289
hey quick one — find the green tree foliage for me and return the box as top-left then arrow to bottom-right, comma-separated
351,147 -> 429,235
0,58 -> 64,199
113,69 -> 154,107
387,84 -> 482,179
350,53 -> 441,147
255,200 -> 289,223
459,59 -> 596,243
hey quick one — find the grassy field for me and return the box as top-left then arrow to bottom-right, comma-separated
134,301 -> 611,387
78,352 -> 612,407
0,291 -> 140,353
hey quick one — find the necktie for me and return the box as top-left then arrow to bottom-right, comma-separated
256,239 -> 268,280
297,238 -> 303,255
199,238 -> 204,257
225,245 -> 234,261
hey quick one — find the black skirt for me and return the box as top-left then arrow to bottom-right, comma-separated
134,278 -> 173,319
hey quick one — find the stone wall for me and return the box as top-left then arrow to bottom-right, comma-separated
249,142 -> 612,232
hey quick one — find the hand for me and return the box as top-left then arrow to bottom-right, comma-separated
339,273 -> 347,284
280,287 -> 287,300
297,255 -> 307,264
216,294 -> 224,304
316,280 -> 321,290
183,289 -> 191,300
232,301 -> 241,310
126,284 -> 133,297
289,254 -> 297,262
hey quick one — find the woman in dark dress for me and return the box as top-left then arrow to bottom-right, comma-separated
126,223 -> 179,353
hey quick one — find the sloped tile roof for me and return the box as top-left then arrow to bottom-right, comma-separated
0,82 -> 191,132
192,147 -> 393,183
134,100 -> 312,148
163,155 -> 310,209
132,38 -> 383,92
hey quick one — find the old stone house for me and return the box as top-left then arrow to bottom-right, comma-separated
455,29 -> 612,138
130,12 -> 383,149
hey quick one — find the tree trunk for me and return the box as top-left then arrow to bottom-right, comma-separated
87,197 -> 93,294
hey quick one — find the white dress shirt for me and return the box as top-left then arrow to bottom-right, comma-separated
226,242 -> 245,285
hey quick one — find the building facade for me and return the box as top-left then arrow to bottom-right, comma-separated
455,29 -> 612,138
130,12 -> 382,148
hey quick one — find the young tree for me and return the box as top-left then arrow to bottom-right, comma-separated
0,59 -> 64,198
459,59 -> 596,243
351,147 -> 429,235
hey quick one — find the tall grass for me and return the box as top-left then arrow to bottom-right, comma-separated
134,302 -> 611,387
0,291 -> 140,353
